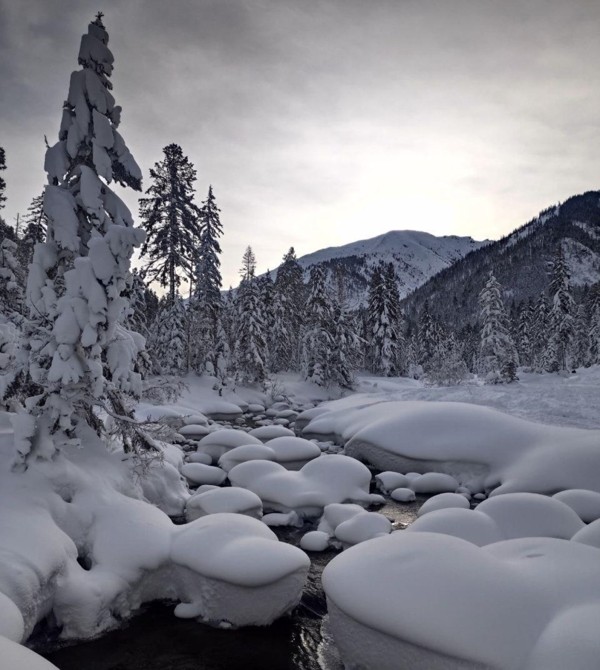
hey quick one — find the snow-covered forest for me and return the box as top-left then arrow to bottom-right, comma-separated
2,10 -> 600,670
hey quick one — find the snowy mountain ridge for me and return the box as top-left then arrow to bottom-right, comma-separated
291,229 -> 488,306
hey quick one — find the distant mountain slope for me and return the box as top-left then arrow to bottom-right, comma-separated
402,190 -> 600,326
294,229 -> 487,306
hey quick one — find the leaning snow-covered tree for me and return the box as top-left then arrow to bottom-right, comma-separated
16,14 -> 149,466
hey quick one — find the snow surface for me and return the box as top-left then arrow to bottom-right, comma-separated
323,532 -> 600,670
185,487 -> 263,521
196,429 -> 261,463
417,492 -> 470,517
552,489 -> 600,523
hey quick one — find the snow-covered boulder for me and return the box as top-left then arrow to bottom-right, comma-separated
407,493 -> 584,546
183,413 -> 209,426
187,452 -> 213,465
409,472 -> 460,494
170,514 -> 309,627
552,489 -> 600,523
229,455 -> 383,519
306,503 -> 391,551
417,493 -> 470,517
571,519 -> 600,549
323,532 -> 600,670
300,531 -> 330,552
264,436 -> 321,470
248,425 -> 295,442
179,424 -> 212,439
185,487 -> 263,521
198,400 -> 243,421
218,444 -> 277,473
390,488 -> 416,502
181,463 -> 227,487
375,471 -> 410,494
196,429 -> 261,463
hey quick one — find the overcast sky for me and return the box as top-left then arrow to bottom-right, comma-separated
1,0 -> 599,286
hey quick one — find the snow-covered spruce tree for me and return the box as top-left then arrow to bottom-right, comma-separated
189,185 -> 224,373
478,272 -> 518,382
147,296 -> 188,375
16,14 -> 149,466
274,247 -> 305,369
570,302 -> 589,369
545,245 -> 575,372
329,300 -> 360,388
417,300 -> 443,372
426,333 -> 469,386
139,143 -> 201,302
269,288 -> 295,372
531,292 -> 549,372
0,238 -> 25,317
368,262 -> 405,376
516,299 -> 534,369
233,247 -> 267,384
0,147 -> 6,210
19,191 -> 48,266
587,283 -> 600,365
302,265 -> 334,385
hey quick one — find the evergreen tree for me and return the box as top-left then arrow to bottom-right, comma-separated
0,239 -> 24,318
0,147 -> 6,210
367,263 -> 400,376
426,333 -> 469,386
570,302 -> 589,369
190,186 -> 224,373
531,293 -> 549,372
587,283 -> 600,365
516,299 -> 534,368
269,289 -> 295,372
275,248 -> 305,368
328,300 -> 360,388
19,192 -> 48,266
233,248 -> 267,384
148,296 -> 188,375
139,144 -> 201,301
546,245 -> 574,372
302,266 -> 333,385
417,300 -> 443,371
478,272 -> 518,382
17,14 -> 147,466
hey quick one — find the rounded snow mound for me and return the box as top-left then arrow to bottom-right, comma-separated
264,436 -> 321,470
197,429 -> 261,463
417,492 -> 470,517
552,489 -> 600,523
218,444 -> 276,473
249,425 -> 295,442
229,455 -> 383,519
181,463 -> 227,486
323,532 -> 600,670
185,487 -> 263,521
407,493 -> 584,546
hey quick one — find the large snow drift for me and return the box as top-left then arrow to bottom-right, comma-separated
304,399 -> 600,494
323,531 -> 600,670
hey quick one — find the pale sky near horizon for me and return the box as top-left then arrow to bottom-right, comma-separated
1,0 -> 599,287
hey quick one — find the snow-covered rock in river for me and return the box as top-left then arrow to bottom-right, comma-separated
264,436 -> 321,470
181,463 -> 227,486
179,424 -> 212,439
417,492 -> 471,517
323,532 -> 600,670
229,455 -> 383,519
248,425 -> 295,441
390,488 -> 416,502
552,489 -> 600,523
375,471 -> 410,494
185,487 -> 263,521
305,398 -> 600,495
196,429 -> 262,463
170,514 -> 309,627
407,493 -> 584,546
218,444 -> 277,473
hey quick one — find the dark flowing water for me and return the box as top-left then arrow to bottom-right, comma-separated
38,498 -> 422,670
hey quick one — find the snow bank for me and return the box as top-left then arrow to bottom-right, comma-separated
229,455 -> 383,519
0,413 -> 309,654
305,399 -> 600,495
323,532 -> 600,670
